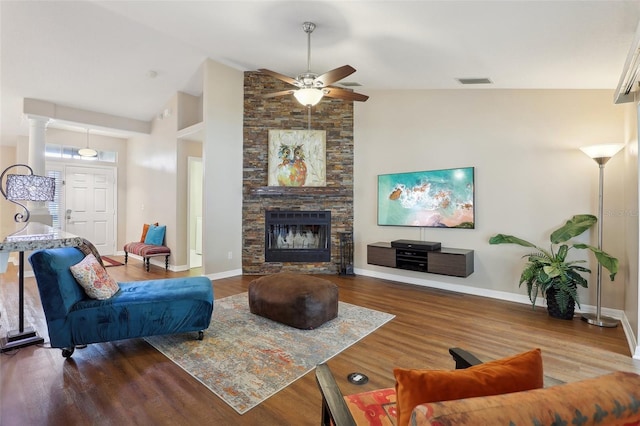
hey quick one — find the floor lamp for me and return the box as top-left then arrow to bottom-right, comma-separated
579,144 -> 624,328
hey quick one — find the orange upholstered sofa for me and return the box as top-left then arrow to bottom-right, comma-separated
410,370 -> 640,425
316,348 -> 640,426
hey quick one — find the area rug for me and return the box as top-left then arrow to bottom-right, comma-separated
145,292 -> 395,414
101,256 -> 124,267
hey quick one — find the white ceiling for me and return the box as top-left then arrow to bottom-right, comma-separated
2,0 -> 640,145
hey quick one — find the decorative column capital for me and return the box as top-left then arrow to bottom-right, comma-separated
25,114 -> 51,128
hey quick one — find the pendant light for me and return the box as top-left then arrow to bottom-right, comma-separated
78,129 -> 98,158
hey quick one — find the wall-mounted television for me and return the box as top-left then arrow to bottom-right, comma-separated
377,167 -> 474,228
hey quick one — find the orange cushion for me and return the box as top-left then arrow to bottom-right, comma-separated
140,224 -> 150,242
140,222 -> 159,242
394,348 -> 543,426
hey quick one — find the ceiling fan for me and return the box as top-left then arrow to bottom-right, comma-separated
259,22 -> 369,106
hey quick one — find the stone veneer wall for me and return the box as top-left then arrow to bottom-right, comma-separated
243,71 -> 354,274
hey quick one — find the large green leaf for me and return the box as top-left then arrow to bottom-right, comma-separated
566,269 -> 589,288
550,214 -> 597,244
573,243 -> 619,280
556,244 -> 568,262
489,234 -> 537,248
543,265 -> 561,279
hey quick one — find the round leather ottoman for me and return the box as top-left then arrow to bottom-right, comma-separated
248,273 -> 339,329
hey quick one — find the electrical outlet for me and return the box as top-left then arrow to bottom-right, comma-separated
227,251 -> 232,259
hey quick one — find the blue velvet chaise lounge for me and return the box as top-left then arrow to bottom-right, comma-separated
29,246 -> 214,358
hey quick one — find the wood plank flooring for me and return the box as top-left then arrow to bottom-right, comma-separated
1,256 -> 639,425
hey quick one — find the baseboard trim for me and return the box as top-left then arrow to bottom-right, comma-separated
205,269 -> 243,280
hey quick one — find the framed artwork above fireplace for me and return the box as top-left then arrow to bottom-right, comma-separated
268,130 -> 326,187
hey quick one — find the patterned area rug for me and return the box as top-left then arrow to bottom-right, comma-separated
145,292 -> 395,414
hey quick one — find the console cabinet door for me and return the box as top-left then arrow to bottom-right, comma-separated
427,249 -> 474,277
367,243 -> 396,267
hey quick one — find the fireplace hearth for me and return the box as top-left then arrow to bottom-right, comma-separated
265,210 -> 331,262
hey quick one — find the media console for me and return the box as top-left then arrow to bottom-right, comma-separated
367,240 -> 474,277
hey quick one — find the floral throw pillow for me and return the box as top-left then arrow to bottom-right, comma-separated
70,254 -> 120,300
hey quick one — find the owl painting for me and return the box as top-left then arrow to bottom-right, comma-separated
268,130 -> 326,187
276,144 -> 307,186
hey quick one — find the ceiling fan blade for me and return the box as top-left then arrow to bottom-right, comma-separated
314,65 -> 356,87
322,87 -> 369,102
258,69 -> 299,86
262,89 -> 295,98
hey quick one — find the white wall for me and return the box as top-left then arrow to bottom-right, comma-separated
126,95 -> 179,266
201,59 -> 243,277
123,62 -> 242,276
354,89 -> 633,314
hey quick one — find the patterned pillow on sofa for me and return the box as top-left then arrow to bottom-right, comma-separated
70,254 -> 119,300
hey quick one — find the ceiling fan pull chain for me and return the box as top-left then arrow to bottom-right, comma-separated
307,106 -> 312,130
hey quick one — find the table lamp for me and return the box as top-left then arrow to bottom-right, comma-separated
0,164 -> 55,223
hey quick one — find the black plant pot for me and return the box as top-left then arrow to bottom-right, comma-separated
546,288 -> 575,320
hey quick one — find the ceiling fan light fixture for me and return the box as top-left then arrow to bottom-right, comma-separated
294,88 -> 323,106
259,21 -> 367,103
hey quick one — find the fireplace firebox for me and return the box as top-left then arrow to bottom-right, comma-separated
265,210 -> 331,262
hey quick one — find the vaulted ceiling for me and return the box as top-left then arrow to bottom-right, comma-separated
2,1 -> 640,145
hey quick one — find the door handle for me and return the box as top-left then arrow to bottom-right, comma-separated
66,209 -> 72,220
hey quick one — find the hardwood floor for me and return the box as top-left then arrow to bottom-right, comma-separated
1,256 -> 639,425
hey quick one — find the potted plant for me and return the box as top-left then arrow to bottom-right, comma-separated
489,214 -> 619,319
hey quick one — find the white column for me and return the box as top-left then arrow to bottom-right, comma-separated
27,116 -> 49,175
26,115 -> 52,225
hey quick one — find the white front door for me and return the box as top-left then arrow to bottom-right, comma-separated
64,165 -> 116,255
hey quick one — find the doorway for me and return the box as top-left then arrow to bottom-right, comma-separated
188,157 -> 203,268
47,164 -> 117,255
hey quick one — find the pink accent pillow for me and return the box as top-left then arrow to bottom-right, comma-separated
70,254 -> 120,300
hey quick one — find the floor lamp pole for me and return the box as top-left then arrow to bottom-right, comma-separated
580,153 -> 618,328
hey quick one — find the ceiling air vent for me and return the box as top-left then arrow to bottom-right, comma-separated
456,78 -> 493,85
615,20 -> 640,104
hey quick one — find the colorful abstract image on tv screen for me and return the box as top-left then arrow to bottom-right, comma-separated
377,167 -> 474,228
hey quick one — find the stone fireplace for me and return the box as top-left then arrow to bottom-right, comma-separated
242,71 -> 354,274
